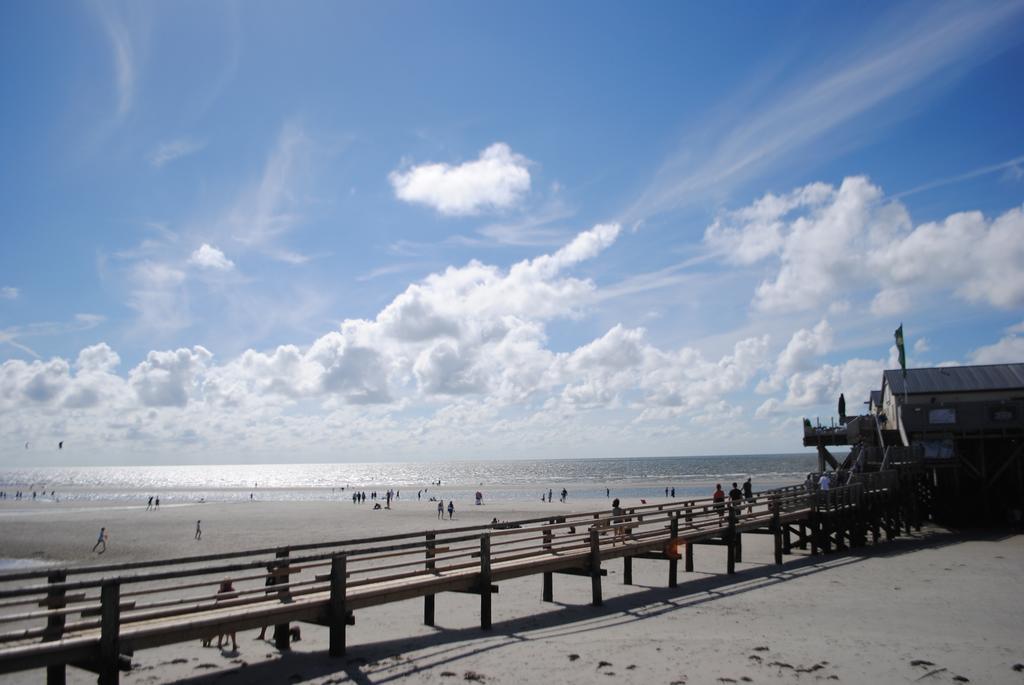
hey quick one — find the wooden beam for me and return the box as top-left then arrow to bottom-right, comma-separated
588,529 -> 602,606
273,551 -> 290,651
479,536 -> 491,630
98,582 -> 119,685
45,571 -> 67,685
668,514 -> 679,588
329,555 -> 347,657
423,533 -> 436,626
542,520 -> 553,603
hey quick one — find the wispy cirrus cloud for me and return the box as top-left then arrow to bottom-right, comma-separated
150,138 -> 205,168
91,1 -> 150,121
390,143 -> 532,216
622,1 -> 1024,223
1,287 -> 18,300
0,314 -> 106,358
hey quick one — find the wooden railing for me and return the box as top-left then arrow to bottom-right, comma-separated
0,478 -> 901,684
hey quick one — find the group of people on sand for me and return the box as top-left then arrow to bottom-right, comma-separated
436,499 -> 455,519
540,488 -> 569,503
1,490 -> 57,500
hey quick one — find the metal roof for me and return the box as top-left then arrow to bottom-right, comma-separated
883,363 -> 1024,396
869,390 -> 882,406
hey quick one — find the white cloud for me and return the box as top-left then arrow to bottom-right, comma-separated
756,320 -> 832,393
150,138 -> 205,167
389,143 -> 531,216
969,324 -> 1024,364
0,287 -> 18,300
129,346 -> 212,407
705,177 -> 1024,314
188,244 -> 234,270
0,224 -> 813,461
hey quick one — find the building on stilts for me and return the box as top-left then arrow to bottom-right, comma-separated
804,362 -> 1024,526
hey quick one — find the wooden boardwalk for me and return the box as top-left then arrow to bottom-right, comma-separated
0,471 -> 901,684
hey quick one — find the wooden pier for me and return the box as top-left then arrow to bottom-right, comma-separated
0,471 -> 901,684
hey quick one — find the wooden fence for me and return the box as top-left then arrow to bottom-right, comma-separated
0,472 -> 900,684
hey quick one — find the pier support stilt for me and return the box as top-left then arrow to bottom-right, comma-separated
589,528 -> 603,606
329,555 -> 347,657
479,535 -> 492,630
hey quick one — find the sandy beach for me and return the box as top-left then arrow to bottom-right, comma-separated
1,496 -> 1023,684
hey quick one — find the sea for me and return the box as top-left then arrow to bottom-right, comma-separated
0,453 -> 818,506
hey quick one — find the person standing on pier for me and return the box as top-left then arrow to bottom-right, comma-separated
729,483 -> 743,517
838,393 -> 846,423
712,484 -> 726,523
742,478 -> 753,513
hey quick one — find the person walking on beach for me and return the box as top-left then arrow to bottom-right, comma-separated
154,496 -> 160,509
560,488 -> 568,503
742,477 -> 754,513
712,484 -> 726,524
548,488 -> 553,503
146,496 -> 153,511
195,520 -> 202,540
437,500 -> 444,519
447,500 -> 454,520
92,527 -> 107,554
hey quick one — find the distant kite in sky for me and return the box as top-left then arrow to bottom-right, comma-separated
58,441 -> 63,450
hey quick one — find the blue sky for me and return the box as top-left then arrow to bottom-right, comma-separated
2,1 -> 1023,466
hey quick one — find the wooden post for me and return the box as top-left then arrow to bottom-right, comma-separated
329,554 -> 348,657
798,521 -> 808,550
273,550 -> 291,651
684,501 -> 693,525
542,520 -> 553,602
668,513 -> 679,588
589,528 -> 602,606
424,532 -> 436,625
479,535 -> 492,630
822,491 -> 832,554
623,555 -> 633,585
772,496 -> 783,565
809,494 -> 819,555
726,505 -> 736,574
45,571 -> 67,685
99,581 -> 120,685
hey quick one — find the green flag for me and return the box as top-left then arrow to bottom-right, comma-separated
894,324 -> 906,378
